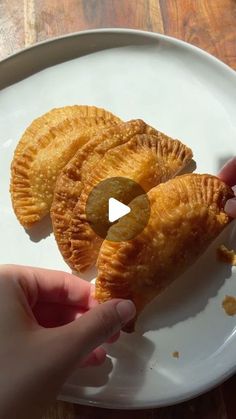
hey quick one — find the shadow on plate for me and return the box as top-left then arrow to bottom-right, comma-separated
64,334 -> 155,401
66,356 -> 113,389
97,334 -> 155,400
0,32 -> 159,89
26,214 -> 53,242
136,220 -> 236,333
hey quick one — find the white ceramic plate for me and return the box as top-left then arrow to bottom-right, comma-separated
0,29 -> 236,409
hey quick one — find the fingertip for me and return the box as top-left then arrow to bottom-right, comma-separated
94,347 -> 107,364
115,300 -> 136,326
225,197 -> 236,218
79,347 -> 107,367
218,157 -> 236,186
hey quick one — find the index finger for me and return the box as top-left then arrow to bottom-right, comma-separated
0,264 -> 98,308
218,157 -> 236,187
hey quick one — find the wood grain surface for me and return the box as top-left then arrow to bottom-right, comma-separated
0,1 -> 235,418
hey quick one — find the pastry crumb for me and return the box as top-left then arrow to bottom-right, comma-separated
222,295 -> 236,316
217,245 -> 236,265
172,351 -> 179,359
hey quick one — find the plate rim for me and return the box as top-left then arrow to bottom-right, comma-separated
0,28 -> 236,89
1,28 -> 236,409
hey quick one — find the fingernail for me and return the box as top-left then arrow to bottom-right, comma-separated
225,198 -> 236,218
116,300 -> 136,325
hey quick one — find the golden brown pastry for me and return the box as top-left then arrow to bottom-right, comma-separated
51,119 -> 158,263
96,174 -> 233,331
68,131 -> 193,272
10,105 -> 121,228
14,106 -> 100,158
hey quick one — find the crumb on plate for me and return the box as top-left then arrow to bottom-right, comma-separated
217,245 -> 236,266
222,295 -> 236,316
172,351 -> 179,359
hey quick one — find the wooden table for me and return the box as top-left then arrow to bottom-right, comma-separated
0,1 -> 236,418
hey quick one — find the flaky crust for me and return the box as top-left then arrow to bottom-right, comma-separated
51,119 -> 158,264
14,105 -> 118,158
68,131 -> 193,272
10,106 -> 121,228
96,174 -> 233,331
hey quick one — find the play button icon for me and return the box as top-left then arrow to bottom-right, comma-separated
85,176 -> 150,242
108,198 -> 131,222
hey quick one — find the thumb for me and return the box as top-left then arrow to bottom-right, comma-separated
46,299 -> 136,368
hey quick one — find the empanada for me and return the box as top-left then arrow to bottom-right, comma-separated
96,174 -> 233,331
14,106 -> 100,157
51,119 -> 158,263
69,132 -> 193,272
10,106 -> 121,228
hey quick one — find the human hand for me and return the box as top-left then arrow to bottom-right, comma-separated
218,157 -> 236,217
0,265 -> 136,419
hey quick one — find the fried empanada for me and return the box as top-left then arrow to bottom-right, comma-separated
10,106 -> 121,228
14,106 -> 100,157
69,132 -> 193,272
96,174 -> 233,331
51,119 -> 158,263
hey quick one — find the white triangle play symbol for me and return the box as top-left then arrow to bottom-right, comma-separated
108,198 -> 131,223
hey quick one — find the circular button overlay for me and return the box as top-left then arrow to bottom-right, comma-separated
85,176 -> 150,242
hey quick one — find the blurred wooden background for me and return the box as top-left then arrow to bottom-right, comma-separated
0,0 -> 236,418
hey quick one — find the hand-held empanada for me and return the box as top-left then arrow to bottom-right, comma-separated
51,119 -> 157,262
96,174 -> 233,331
69,131 -> 193,272
10,106 -> 121,228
